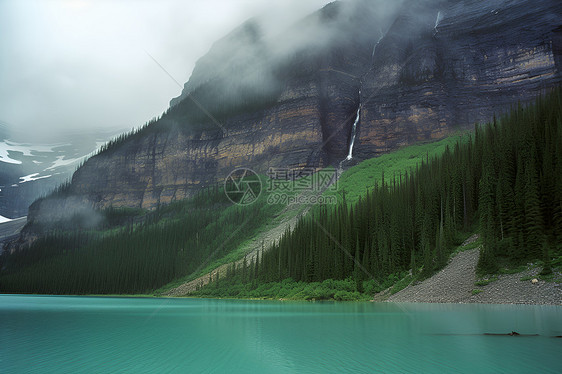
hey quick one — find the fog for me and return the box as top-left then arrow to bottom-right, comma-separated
0,0 -> 332,143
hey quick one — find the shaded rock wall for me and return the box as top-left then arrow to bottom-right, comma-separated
26,0 -> 562,225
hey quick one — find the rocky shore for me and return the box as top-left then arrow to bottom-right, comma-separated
388,248 -> 562,306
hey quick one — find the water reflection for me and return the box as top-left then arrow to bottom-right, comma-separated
1,296 -> 561,373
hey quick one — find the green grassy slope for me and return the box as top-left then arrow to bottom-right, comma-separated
329,133 -> 470,205
0,131 -> 497,297
194,89 -> 562,300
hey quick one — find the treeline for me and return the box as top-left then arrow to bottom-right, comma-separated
91,66 -> 284,157
0,183 -> 280,294
96,118 -> 158,155
3,90 -> 560,296
167,67 -> 284,132
209,89 -> 562,293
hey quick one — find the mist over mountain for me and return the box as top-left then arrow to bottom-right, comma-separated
0,0 -> 331,218
26,0 -> 561,212
1,0 -> 562,318
2,0 -> 561,254
0,0 -> 331,143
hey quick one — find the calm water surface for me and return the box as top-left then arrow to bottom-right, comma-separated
1,295 -> 561,373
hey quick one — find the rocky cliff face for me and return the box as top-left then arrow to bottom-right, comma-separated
356,0 -> 562,158
25,0 -> 562,225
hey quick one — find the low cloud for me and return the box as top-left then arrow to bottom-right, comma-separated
0,0 -> 331,143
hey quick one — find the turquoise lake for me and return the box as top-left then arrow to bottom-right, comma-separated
1,295 -> 561,373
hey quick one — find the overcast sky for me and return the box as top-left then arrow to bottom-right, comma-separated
0,0 -> 331,143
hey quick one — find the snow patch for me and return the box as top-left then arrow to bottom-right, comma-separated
19,173 -> 52,183
0,215 -> 13,224
0,140 -> 62,165
0,145 -> 22,164
44,155 -> 84,171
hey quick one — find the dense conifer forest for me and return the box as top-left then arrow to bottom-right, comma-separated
1,90 -> 561,297
195,89 -> 562,298
0,183 -> 281,294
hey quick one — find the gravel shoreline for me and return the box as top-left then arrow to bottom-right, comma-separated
387,248 -> 562,306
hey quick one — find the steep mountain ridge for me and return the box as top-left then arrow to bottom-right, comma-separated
23,0 -> 562,230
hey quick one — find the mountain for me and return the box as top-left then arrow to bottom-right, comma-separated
0,129 -> 124,218
0,217 -> 26,256
18,0 -> 562,236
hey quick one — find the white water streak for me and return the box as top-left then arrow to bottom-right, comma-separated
345,91 -> 361,161
371,28 -> 386,59
434,11 -> 443,33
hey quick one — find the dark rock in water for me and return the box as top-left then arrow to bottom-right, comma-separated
484,331 -> 540,336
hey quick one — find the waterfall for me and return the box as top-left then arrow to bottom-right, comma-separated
345,90 -> 361,161
371,28 -> 385,59
434,11 -> 443,34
